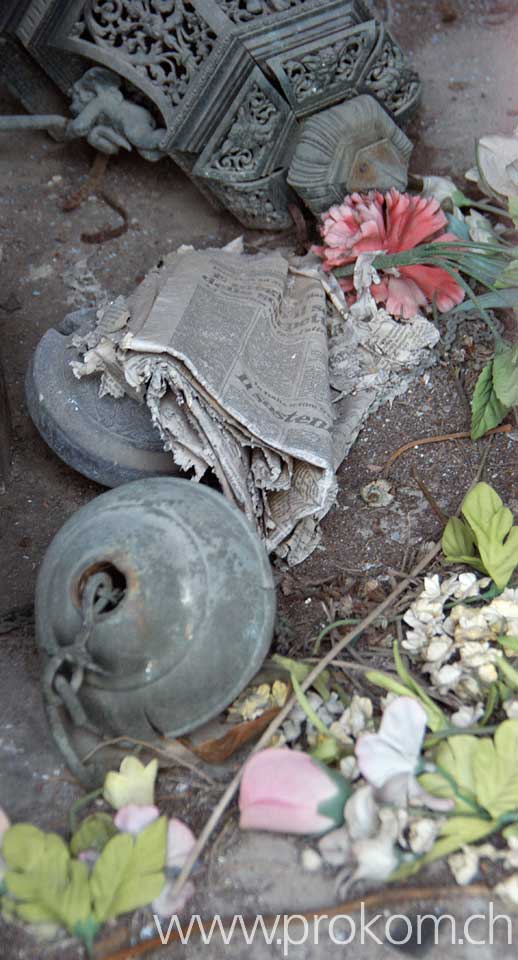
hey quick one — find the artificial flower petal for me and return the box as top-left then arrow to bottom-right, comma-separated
152,879 -> 195,918
114,804 -> 159,836
166,818 -> 196,872
476,131 -> 518,200
239,748 -> 351,835
103,757 -> 158,810
356,697 -> 427,790
312,190 -> 464,317
0,808 -> 10,846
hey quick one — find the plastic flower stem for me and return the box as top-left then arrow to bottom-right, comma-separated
424,724 -> 499,747
432,762 -> 491,818
69,787 -> 103,835
497,656 -> 518,690
469,200 -> 514,220
313,618 -> 363,654
290,672 -> 337,739
481,683 -> 499,724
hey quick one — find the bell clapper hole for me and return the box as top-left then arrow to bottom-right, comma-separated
76,561 -> 127,615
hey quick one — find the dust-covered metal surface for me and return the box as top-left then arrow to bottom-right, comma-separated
0,0 -> 421,227
35,477 -> 276,781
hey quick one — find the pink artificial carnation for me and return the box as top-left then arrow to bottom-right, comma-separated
312,189 -> 465,320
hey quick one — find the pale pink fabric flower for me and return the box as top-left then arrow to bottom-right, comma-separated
239,747 -> 351,835
166,818 -> 196,872
312,189 -> 465,319
114,803 -> 159,836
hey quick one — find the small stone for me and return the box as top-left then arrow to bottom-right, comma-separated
301,848 -> 322,872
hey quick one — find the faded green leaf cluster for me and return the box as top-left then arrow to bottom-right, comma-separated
1,817 -> 167,956
442,482 -> 518,589
395,720 -> 518,879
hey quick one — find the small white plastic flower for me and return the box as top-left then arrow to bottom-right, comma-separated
448,846 -> 480,885
504,699 -> 518,720
494,874 -> 518,909
408,817 -> 442,855
355,697 -> 453,812
450,703 -> 484,728
103,757 -> 158,810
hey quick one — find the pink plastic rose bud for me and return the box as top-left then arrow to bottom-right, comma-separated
239,748 -> 351,835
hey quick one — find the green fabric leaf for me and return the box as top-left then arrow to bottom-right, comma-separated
471,362 -> 510,440
91,817 -> 167,923
503,823 -> 518,841
463,482 -> 506,535
3,828 -> 92,934
393,640 -> 448,732
420,736 -> 481,814
391,817 -> 496,881
461,483 -> 518,589
473,720 -> 518,818
441,517 -> 487,573
365,671 -> 445,732
70,814 -> 118,856
442,517 -> 477,560
493,344 -> 518,406
58,860 -> 92,931
497,636 -> 518,652
3,825 -> 46,872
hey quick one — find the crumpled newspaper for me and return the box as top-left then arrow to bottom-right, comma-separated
72,244 -> 439,564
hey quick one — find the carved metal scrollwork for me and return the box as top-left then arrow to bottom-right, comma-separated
77,0 -> 217,106
362,37 -> 420,118
214,0 -> 307,25
284,33 -> 370,103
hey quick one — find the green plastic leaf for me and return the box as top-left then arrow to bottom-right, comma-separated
70,814 -> 118,856
391,817 -> 496,881
3,827 -> 92,933
393,640 -> 448,732
91,816 -> 167,923
442,517 -> 477,559
463,482 -> 505,534
493,344 -> 518,406
441,517 -> 486,573
58,860 -> 92,932
471,362 -> 510,440
2,825 -> 46,872
503,823 -> 518,841
462,482 -> 518,589
499,656 -> 518,691
365,671 -> 445,731
473,720 -> 518,818
419,735 -> 481,814
271,654 -> 331,701
497,636 -> 518,652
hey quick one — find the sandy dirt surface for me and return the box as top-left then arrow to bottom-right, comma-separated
1,1 -> 518,957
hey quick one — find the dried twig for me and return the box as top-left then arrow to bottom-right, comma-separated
166,539 -> 443,906
81,736 -> 216,784
95,884 -> 489,959
411,466 -> 448,525
382,423 -> 511,473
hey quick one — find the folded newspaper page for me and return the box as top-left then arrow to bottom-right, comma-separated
72,245 -> 439,565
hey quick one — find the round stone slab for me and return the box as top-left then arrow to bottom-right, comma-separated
26,324 -> 179,487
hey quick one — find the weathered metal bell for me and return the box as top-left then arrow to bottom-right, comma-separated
36,478 -> 276,782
